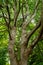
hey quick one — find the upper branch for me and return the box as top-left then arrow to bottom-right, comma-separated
22,20 -> 41,47
22,0 -> 40,29
23,0 -> 43,59
6,5 -> 11,26
23,29 -> 42,59
14,0 -> 21,26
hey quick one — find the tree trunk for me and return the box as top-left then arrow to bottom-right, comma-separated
19,59 -> 27,65
8,27 -> 17,65
8,41 -> 17,65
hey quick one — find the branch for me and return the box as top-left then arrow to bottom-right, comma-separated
31,0 -> 40,16
20,20 -> 41,61
22,0 -> 40,29
18,0 -> 40,60
1,10 -> 12,40
21,1 -> 25,22
2,11 -> 9,27
23,0 -> 43,59
23,27 -> 42,59
21,21 -> 41,46
1,10 -> 12,30
14,0 -> 21,26
6,5 -> 11,26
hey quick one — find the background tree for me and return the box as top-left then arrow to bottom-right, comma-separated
0,0 -> 43,65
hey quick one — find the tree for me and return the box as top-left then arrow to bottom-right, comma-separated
0,0 -> 43,65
